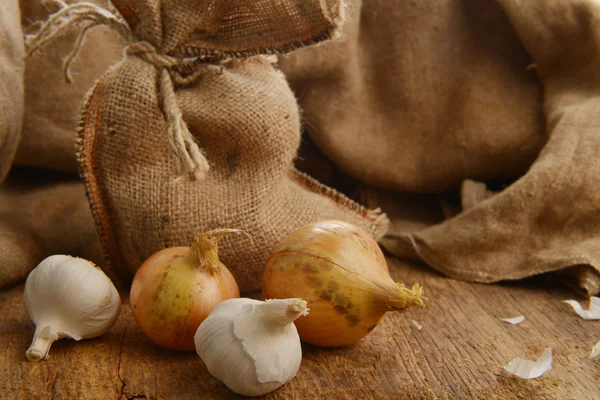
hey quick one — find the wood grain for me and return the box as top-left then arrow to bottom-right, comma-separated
1,258 -> 599,399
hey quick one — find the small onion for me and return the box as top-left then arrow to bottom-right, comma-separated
262,220 -> 425,347
130,230 -> 241,351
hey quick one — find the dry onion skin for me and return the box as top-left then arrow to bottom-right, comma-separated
262,220 -> 425,347
130,230 -> 241,351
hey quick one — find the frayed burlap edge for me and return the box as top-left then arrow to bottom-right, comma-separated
76,74 -> 129,284
174,27 -> 342,60
290,169 -> 389,238
111,0 -> 348,59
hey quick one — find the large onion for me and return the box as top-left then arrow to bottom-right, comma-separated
262,220 -> 425,347
130,230 -> 240,351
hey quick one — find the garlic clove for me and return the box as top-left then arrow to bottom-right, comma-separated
504,348 -> 552,379
501,315 -> 525,325
562,297 -> 600,320
590,340 -> 600,359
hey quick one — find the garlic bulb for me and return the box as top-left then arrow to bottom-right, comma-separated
194,298 -> 309,396
24,255 -> 121,362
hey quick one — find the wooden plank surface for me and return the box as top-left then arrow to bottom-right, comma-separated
1,257 -> 599,399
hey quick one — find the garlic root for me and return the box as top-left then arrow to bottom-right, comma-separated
26,325 -> 58,362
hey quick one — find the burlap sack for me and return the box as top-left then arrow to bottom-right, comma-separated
279,0 -> 547,193
39,0 -> 389,292
367,0 -> 600,296
0,168 -> 104,289
0,0 -> 25,185
15,0 -> 125,173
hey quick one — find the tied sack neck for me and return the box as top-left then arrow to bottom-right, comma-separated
25,1 -> 211,181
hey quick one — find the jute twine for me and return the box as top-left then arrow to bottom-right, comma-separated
25,0 -> 211,181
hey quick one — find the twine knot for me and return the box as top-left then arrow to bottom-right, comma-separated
124,41 -> 210,181
25,0 -> 210,181
125,41 -> 179,69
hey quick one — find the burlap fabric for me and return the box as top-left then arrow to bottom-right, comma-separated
110,0 -> 345,57
0,168 -> 104,289
71,1 -> 387,292
358,0 -> 600,295
0,0 -> 25,185
15,0 -> 125,173
279,0 -> 546,193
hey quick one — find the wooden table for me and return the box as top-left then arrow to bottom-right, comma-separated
1,257 -> 599,399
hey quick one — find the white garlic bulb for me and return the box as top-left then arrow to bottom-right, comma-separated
24,255 -> 121,362
194,297 -> 309,396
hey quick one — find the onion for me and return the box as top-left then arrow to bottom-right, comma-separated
262,220 -> 425,347
130,230 -> 241,351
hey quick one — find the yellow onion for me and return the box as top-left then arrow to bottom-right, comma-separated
130,230 -> 241,351
262,220 -> 425,347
